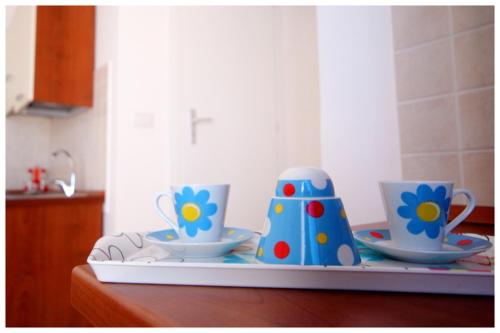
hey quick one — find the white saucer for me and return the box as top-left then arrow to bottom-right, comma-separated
145,227 -> 255,258
354,229 -> 492,264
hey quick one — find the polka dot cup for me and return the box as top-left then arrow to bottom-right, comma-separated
256,167 -> 361,266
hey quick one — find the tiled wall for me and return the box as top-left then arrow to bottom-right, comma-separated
6,116 -> 52,189
5,65 -> 107,191
392,6 -> 494,206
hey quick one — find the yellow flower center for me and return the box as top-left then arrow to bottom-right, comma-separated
416,201 -> 440,222
181,203 -> 201,222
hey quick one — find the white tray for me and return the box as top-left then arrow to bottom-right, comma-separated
88,231 -> 494,296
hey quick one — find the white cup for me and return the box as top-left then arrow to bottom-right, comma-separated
154,184 -> 230,243
379,181 -> 475,251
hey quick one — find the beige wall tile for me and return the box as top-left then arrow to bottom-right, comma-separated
462,151 -> 494,206
6,116 -> 52,190
392,6 -> 450,50
399,96 -> 458,153
402,153 -> 461,185
395,39 -> 453,101
451,6 -> 494,33
454,26 -> 494,90
458,88 -> 494,149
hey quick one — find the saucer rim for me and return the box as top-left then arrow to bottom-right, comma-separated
353,228 -> 492,255
145,226 -> 255,246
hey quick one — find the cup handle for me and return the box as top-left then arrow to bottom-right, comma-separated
154,191 -> 180,235
444,189 -> 476,234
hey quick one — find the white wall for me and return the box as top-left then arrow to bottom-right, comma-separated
101,7 -> 173,234
316,6 -> 402,225
275,6 -> 321,170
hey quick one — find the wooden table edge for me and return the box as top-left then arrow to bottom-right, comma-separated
71,265 -> 172,327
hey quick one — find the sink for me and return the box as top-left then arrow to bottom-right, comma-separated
6,191 -> 89,200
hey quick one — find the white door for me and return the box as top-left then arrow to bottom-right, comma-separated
170,7 -> 280,232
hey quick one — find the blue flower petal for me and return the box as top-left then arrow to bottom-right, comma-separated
443,197 -> 451,212
178,216 -> 187,228
434,186 -> 447,201
407,219 -> 425,235
425,222 -> 441,239
197,217 -> 212,231
175,201 -> 184,215
175,191 -> 183,204
183,186 -> 195,198
401,191 -> 418,207
417,184 -> 433,202
195,189 -> 210,204
185,223 -> 198,237
397,205 -> 413,218
205,203 -> 218,216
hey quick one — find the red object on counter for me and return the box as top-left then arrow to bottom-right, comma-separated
26,166 -> 49,193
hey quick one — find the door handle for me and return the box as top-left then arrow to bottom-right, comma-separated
188,108 -> 213,144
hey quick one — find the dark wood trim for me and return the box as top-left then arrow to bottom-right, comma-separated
449,205 -> 494,225
6,191 -> 105,207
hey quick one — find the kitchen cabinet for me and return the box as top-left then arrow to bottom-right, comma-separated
6,192 -> 104,327
6,6 -> 95,116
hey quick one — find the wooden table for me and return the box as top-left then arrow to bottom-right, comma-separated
71,222 -> 494,327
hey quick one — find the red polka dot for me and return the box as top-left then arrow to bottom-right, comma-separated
283,183 -> 295,196
457,239 -> 473,246
274,241 -> 290,259
370,231 -> 384,239
306,201 -> 324,218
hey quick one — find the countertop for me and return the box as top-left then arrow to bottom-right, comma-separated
6,190 -> 105,206
71,222 -> 494,327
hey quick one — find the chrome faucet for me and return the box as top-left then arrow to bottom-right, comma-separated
51,149 -> 76,197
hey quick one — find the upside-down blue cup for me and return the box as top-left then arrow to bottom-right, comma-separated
256,167 -> 361,266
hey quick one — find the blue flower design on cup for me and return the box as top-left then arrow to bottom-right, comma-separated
397,184 -> 451,239
174,187 -> 218,237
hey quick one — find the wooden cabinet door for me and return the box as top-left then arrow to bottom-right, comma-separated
6,198 -> 103,327
34,6 -> 95,107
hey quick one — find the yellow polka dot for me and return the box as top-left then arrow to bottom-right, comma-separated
257,247 -> 264,257
340,208 -> 347,219
363,237 -> 371,241
316,233 -> 328,244
227,229 -> 235,235
274,203 -> 284,214
166,234 -> 174,240
181,203 -> 201,222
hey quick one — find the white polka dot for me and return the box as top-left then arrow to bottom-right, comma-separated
337,244 -> 355,266
261,217 -> 271,237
